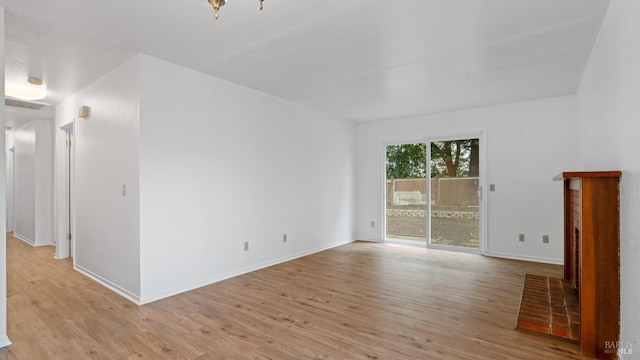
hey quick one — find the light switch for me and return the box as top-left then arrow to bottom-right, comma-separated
489,184 -> 496,192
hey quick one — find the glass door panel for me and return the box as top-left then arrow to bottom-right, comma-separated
385,143 -> 427,243
429,139 -> 480,249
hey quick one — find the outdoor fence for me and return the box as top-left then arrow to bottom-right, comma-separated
386,177 -> 480,209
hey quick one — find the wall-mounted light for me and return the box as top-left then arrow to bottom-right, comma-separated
5,77 -> 47,101
78,106 -> 90,118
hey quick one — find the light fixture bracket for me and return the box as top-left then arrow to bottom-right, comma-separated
206,0 -> 264,20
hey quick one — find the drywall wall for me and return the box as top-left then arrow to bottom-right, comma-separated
55,56 -> 141,301
5,141 -> 13,233
576,0 -> 640,350
138,55 -> 356,303
10,119 -> 53,246
11,119 -> 54,246
12,121 -> 36,244
357,95 -> 577,264
34,119 -> 54,246
0,8 -> 10,348
6,129 -> 14,233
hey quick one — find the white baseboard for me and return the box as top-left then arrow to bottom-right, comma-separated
10,233 -> 54,248
485,251 -> 563,265
74,264 -> 141,305
0,335 -> 12,348
34,241 -> 55,248
12,233 -> 34,246
139,239 -> 354,305
53,253 -> 69,260
356,238 -> 382,243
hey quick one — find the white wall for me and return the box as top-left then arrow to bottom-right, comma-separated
10,120 -> 54,246
5,139 -> 13,233
12,121 -> 36,244
357,95 -> 577,264
34,119 -> 54,246
55,57 -> 141,301
137,55 -> 356,303
576,0 -> 640,350
0,8 -> 10,348
6,130 -> 15,233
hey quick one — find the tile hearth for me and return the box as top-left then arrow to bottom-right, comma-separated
516,274 -> 580,342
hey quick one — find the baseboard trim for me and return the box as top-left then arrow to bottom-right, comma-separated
356,238 -> 382,243
34,241 -> 55,248
74,264 -> 141,305
139,239 -> 354,305
12,233 -> 34,246
485,251 -> 563,265
0,335 -> 12,348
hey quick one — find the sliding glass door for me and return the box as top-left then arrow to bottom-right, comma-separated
385,143 -> 428,243
385,135 -> 484,253
428,138 -> 480,250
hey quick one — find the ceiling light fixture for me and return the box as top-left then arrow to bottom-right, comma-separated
5,77 -> 47,101
207,0 -> 264,20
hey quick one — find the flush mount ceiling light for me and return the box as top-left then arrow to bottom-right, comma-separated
207,0 -> 264,20
5,76 -> 47,101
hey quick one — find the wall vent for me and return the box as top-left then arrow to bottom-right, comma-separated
5,98 -> 49,110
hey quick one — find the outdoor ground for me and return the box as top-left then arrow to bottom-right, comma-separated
386,205 -> 479,248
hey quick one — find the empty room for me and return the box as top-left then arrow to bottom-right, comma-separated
0,0 -> 638,359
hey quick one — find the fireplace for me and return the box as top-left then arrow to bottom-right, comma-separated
555,171 -> 620,359
572,227 -> 579,295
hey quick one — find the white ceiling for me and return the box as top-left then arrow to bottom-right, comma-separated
2,0 -> 610,124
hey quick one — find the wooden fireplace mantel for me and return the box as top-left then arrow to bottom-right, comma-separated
554,171 -> 621,359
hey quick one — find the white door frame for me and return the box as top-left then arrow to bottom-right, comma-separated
383,129 -> 488,254
426,131 -> 487,254
57,122 -> 75,260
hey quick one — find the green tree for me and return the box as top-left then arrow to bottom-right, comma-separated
386,144 -> 426,179
430,139 -> 479,177
387,139 -> 479,179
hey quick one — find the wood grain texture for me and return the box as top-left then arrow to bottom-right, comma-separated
554,172 -> 622,181
0,233 -> 594,359
561,173 -> 620,359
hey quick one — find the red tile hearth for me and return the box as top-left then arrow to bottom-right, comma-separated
515,274 -> 580,343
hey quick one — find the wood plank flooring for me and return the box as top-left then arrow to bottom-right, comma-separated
0,233 -> 593,359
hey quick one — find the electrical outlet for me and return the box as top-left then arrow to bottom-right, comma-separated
370,221 -> 375,228
519,234 -> 525,242
543,235 -> 550,244
244,242 -> 249,251
283,234 -> 287,243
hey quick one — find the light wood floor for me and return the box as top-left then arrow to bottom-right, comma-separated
0,233 -> 593,359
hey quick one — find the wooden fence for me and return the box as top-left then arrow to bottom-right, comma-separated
386,177 -> 480,208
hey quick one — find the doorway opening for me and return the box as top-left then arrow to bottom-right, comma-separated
384,134 -> 486,253
59,122 -> 74,259
385,143 -> 428,243
428,138 -> 480,251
